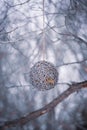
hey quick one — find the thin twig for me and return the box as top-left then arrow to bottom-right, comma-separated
4,0 -> 31,8
56,59 -> 87,67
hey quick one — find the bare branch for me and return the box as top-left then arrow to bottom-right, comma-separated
72,34 -> 87,45
4,0 -> 31,8
0,81 -> 87,129
57,59 -> 87,67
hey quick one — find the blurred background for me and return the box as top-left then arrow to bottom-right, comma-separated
0,0 -> 87,129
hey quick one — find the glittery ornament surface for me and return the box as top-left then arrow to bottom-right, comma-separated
29,61 -> 58,90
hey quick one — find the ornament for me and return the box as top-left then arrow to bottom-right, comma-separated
29,61 -> 58,90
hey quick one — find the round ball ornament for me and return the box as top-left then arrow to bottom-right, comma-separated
29,61 -> 58,91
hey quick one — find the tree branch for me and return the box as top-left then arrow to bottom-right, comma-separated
0,81 -> 87,129
4,0 -> 31,8
56,58 -> 87,67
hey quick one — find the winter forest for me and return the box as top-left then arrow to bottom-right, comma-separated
0,0 -> 87,130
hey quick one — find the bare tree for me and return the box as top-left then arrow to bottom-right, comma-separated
0,0 -> 87,130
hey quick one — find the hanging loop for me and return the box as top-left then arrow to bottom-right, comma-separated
42,0 -> 46,60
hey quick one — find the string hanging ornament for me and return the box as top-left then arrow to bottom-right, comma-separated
29,0 -> 58,91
